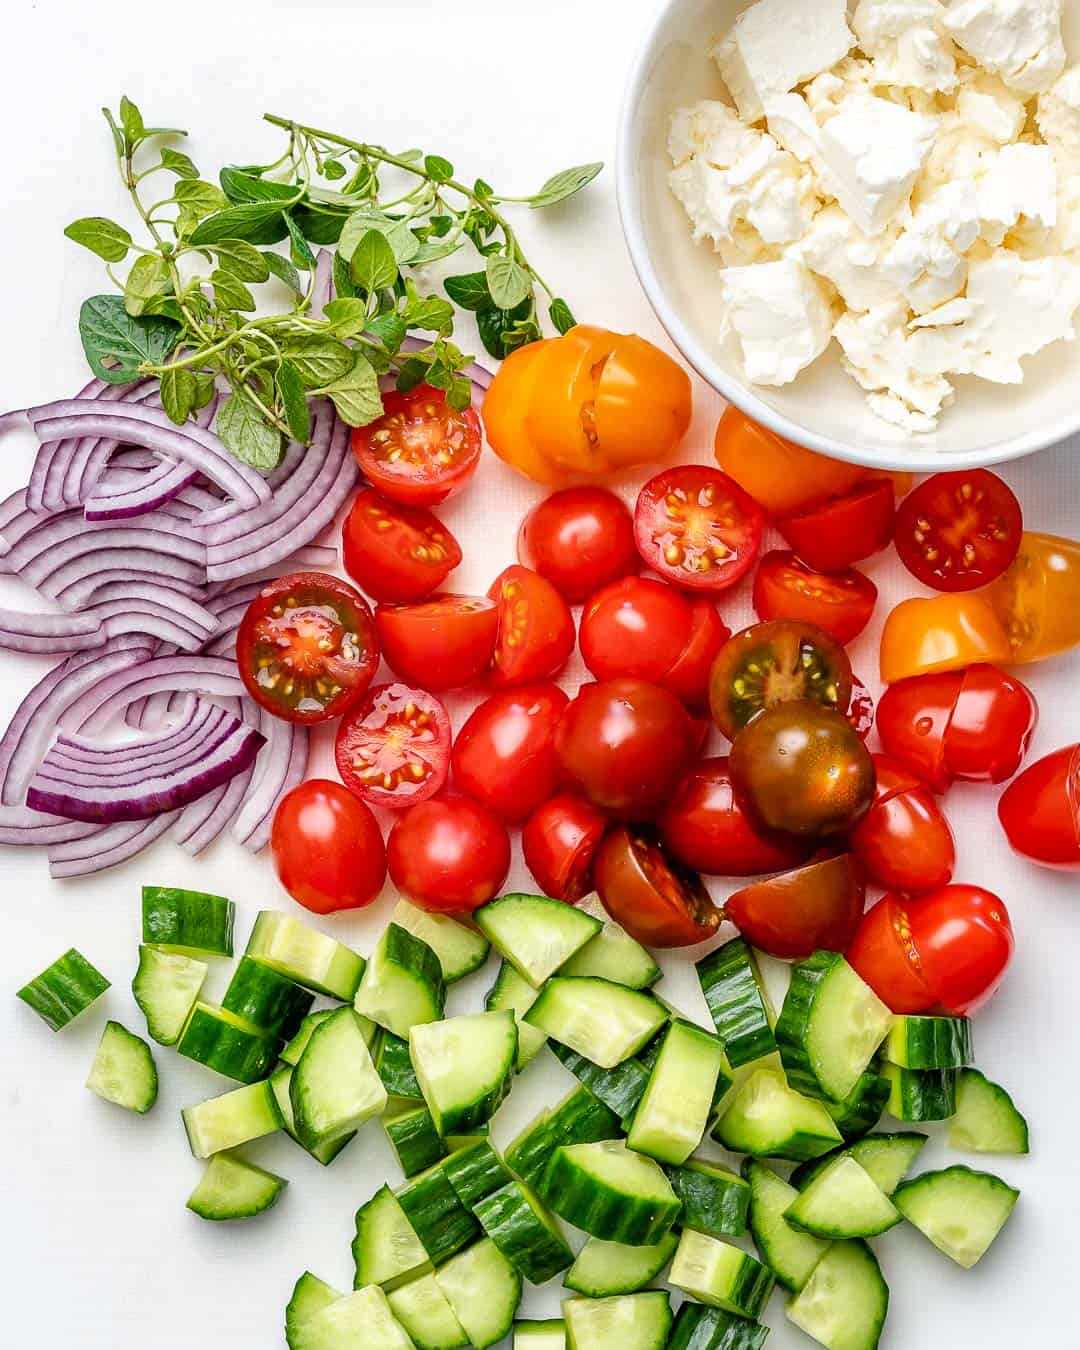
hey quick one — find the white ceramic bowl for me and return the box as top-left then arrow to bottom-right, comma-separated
617,0 -> 1080,470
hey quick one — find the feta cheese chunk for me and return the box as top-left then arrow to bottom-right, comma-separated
853,0 -> 958,93
795,205 -> 906,309
943,0 -> 1066,95
883,180 -> 981,309
976,143 -> 1058,246
720,260 -> 835,384
1037,66 -> 1080,166
713,0 -> 855,122
836,299 -> 956,426
957,72 -> 1028,143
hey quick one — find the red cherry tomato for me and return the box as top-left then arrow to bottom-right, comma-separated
386,795 -> 511,914
236,572 -> 379,725
452,683 -> 569,822
271,779 -> 386,914
778,481 -> 895,573
334,683 -> 451,809
633,466 -> 764,592
847,677 -> 875,741
895,469 -> 1023,592
998,742 -> 1080,869
907,884 -> 1014,1015
594,826 -> 721,947
876,671 -> 961,793
725,855 -> 866,961
872,754 -> 927,804
556,678 -> 698,820
943,663 -> 1038,783
375,595 -> 498,691
517,487 -> 639,603
487,564 -> 576,688
351,384 -> 482,506
342,488 -> 461,603
579,577 -> 693,685
522,792 -> 608,902
850,757 -> 956,893
753,551 -> 877,645
662,599 -> 732,714
847,893 -> 938,1014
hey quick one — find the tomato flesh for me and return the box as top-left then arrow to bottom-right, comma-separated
376,594 -> 498,691
271,779 -> 386,913
896,469 -> 1022,592
594,826 -> 720,948
753,551 -> 877,645
386,795 -> 511,914
907,885 -> 1013,1015
522,792 -> 608,902
778,481 -> 895,573
342,487 -> 461,602
518,487 -> 639,603
334,683 -> 450,809
725,855 -> 866,961
487,564 -> 576,688
634,466 -> 763,592
579,577 -> 693,685
998,742 -> 1080,868
352,384 -> 482,506
848,893 -> 938,1014
452,683 -> 569,822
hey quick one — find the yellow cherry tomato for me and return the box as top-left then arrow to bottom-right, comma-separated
880,594 -> 1011,684
481,340 -> 572,486
984,530 -> 1080,664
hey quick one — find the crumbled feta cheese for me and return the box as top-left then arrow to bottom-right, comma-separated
943,0 -> 1065,94
765,94 -> 823,162
720,260 -> 836,384
957,72 -> 1029,142
908,295 -> 978,325
977,142 -> 1058,243
853,0 -> 958,92
835,298 -> 956,421
794,205 -> 906,309
883,180 -> 981,309
1037,66 -> 1080,165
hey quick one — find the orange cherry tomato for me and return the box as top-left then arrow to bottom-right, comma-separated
984,530 -> 1080,664
481,341 -> 564,486
879,593 -> 1010,684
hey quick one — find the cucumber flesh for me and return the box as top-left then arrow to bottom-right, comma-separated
391,899 -> 490,983
86,1020 -> 157,1114
286,1272 -> 341,1348
514,1321 -> 566,1349
892,1165 -> 1019,1268
525,977 -> 668,1069
142,885 -> 234,956
132,946 -> 207,1045
743,1158 -> 829,1294
785,1155 -> 900,1238
281,1010 -> 344,1067
564,1231 -> 678,1297
271,1067 -> 355,1166
666,1158 -> 750,1239
696,938 -> 776,1068
791,1132 -> 928,1196
666,1303 -> 769,1350
714,1069 -> 842,1160
485,960 -> 548,1068
387,1271 -> 469,1350
948,1068 -> 1029,1154
353,1185 -> 432,1291
786,1240 -> 889,1350
246,910 -> 364,1000
435,1239 -> 522,1350
555,898 -> 661,990
541,1140 -> 681,1247
288,1286 -> 415,1350
669,1231 -> 775,1318
476,893 -> 601,988
355,923 -> 446,1039
17,947 -> 110,1030
627,1018 -> 726,1164
186,1151 -> 287,1220
183,1079 -> 283,1158
291,1006 -> 387,1148
563,1291 -> 672,1350
409,1010 -> 517,1135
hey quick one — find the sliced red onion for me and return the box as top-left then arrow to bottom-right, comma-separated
0,608 -> 105,655
0,806 -> 99,846
82,459 -> 200,521
3,519 -> 206,595
44,549 -> 207,610
232,707 -> 308,851
396,335 -> 494,392
84,598 -> 218,652
48,810 -> 182,878
59,654 -> 246,735
173,697 -> 257,854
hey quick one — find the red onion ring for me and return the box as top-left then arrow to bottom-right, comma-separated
48,810 -> 182,878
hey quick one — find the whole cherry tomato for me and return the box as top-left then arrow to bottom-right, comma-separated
725,855 -> 866,961
342,488 -> 461,603
452,683 -> 569,822
593,826 -> 720,947
488,564 -> 576,688
850,756 -> 955,893
984,530 -> 1080,664
335,683 -> 451,809
879,593 -> 1010,684
271,779 -> 386,914
753,551 -> 877,645
480,342 -> 555,485
386,795 -> 511,914
522,793 -> 608,902
875,672 -> 960,793
376,595 -> 498,690
662,599 -> 732,714
633,466 -> 764,592
998,743 -> 1080,869
778,480 -> 895,573
896,469 -> 1022,592
556,678 -> 698,820
518,487 -> 639,603
847,893 -> 938,1014
580,577 -> 693,685
351,384 -> 481,506
907,884 -> 1013,1015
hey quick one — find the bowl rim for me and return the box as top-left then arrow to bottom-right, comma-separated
615,0 -> 1078,472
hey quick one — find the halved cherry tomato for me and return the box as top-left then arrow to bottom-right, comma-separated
662,599 -> 731,713
593,826 -> 720,947
522,793 -> 608,902
334,683 -> 451,809
778,480 -> 895,573
375,594 -> 498,691
725,855 -> 866,961
907,884 -> 1013,1015
633,466 -> 764,592
999,743 -> 1080,869
709,619 -> 853,741
351,384 -> 482,506
847,677 -> 875,741
386,795 -> 511,914
452,683 -> 568,822
271,779 -> 386,914
580,577 -> 693,685
342,487 -> 461,602
847,893 -> 937,1014
753,551 -> 877,645
237,571 -> 379,725
850,758 -> 955,893
487,564 -> 575,688
518,487 -> 639,603
985,530 -> 1080,664
879,593 -> 1010,684
876,672 -> 961,793
896,469 -> 1022,592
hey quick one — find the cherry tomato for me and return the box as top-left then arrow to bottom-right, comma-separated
522,792 -> 608,902
850,758 -> 955,893
334,683 -> 450,809
236,571 -> 379,725
778,481 -> 895,573
998,743 -> 1080,869
847,677 -> 875,741
730,702 -> 875,839
633,465 -> 764,592
725,855 -> 866,961
342,488 -> 461,603
662,599 -> 731,713
487,564 -> 575,688
580,577 -> 693,685
847,893 -> 938,1014
876,672 -> 961,793
518,487 -> 639,603
481,342 -> 558,485
593,825 -> 720,947
753,551 -> 877,645
452,683 -> 569,822
386,795 -> 511,914
985,530 -> 1080,665
271,779 -> 386,914
375,594 -> 498,691
556,678 -> 698,820
907,884 -> 1013,1015
351,384 -> 481,506
709,619 -> 853,742
896,469 -> 1022,592
879,593 -> 1010,684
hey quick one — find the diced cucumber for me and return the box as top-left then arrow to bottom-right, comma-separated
270,1067 -> 355,1166
377,1030 -> 424,1102
290,1006 -> 387,1148
541,1139 -> 680,1246
281,1009 -> 370,1067
289,1285 -> 415,1350
183,1079 -> 283,1158
443,1138 -> 514,1210
666,1158 -> 750,1238
386,1105 -> 450,1177
670,1231 -> 774,1318
713,1069 -> 842,1160
505,1085 -> 622,1189
142,885 -> 235,956
186,1151 -> 287,1220
627,1018 -> 726,1164
246,910 -> 364,1000
353,1185 -> 432,1291
550,1041 -> 651,1123
558,898 -> 661,990
132,946 -> 207,1046
177,1002 -> 281,1082
885,1014 -> 973,1070
696,938 -> 776,1068
86,1020 -> 157,1114
785,1156 -> 900,1238
743,1158 -> 829,1294
525,977 -> 668,1069
786,1240 -> 888,1350
222,955 -> 314,1040
791,1131 -> 928,1196
355,924 -> 446,1038
475,1179 -> 574,1284
825,1067 -> 890,1141
485,960 -> 548,1068
476,893 -> 601,988
397,1161 -> 482,1265
776,952 -> 892,1103
435,1239 -> 522,1349
564,1231 -> 678,1297
514,1321 -> 566,1349
893,1165 -> 1019,1268
949,1068 -> 1029,1154
882,1062 -> 957,1121
391,899 -> 490,983
563,1291 -> 672,1349
286,1271 -> 341,1348
17,947 -> 110,1030
387,1272 -> 469,1350
666,1302 -> 769,1350
410,1010 -> 517,1135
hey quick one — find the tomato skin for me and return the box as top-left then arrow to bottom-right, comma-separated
876,673 -> 961,793
850,786 -> 956,893
986,530 -> 1080,664
487,564 -> 576,689
579,577 -> 693,685
998,743 -> 1080,868
351,384 -> 482,506
895,469 -> 1022,592
753,551 -> 877,645
518,487 -> 639,603
725,855 -> 866,961
271,780 -> 386,914
847,893 -> 938,1014
342,488 -> 461,603
521,792 -> 608,902
335,683 -> 451,809
778,481 -> 895,573
879,593 -> 1010,683
451,683 -> 569,823
944,664 -> 1037,784
633,466 -> 764,593
593,826 -> 720,947
482,342 -> 564,486
376,595 -> 499,691
907,885 -> 1013,1015
662,599 -> 731,714
386,795 -> 511,914
847,677 -> 875,741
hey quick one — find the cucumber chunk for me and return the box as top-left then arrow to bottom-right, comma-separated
563,1291 -> 672,1349
667,1302 -> 769,1349
353,1185 -> 432,1291
270,1067 -> 355,1166
475,1179 -> 574,1284
86,1020 -> 157,1113
17,947 -> 110,1030
435,1239 -> 522,1349
557,899 -> 661,990
948,1068 -> 1029,1154
386,1104 -> 449,1177
785,1155 -> 900,1238
186,1151 -> 287,1220
282,1009 -> 365,1067
886,1014 -> 973,1070
743,1158 -> 829,1294
391,899 -> 490,982
387,1271 -> 469,1350
183,1079 -> 283,1158
397,1161 -> 482,1265
476,892 -> 601,987
824,1067 -> 890,1141
443,1138 -> 514,1210
142,885 -> 234,956
550,1041 -> 651,1123
791,1131 -> 928,1196
666,1158 -> 750,1238
713,1069 -> 842,1160
893,1164 -> 1019,1268
514,1321 -> 566,1349
132,945 -> 207,1045
485,960 -> 548,1068
785,1240 -> 888,1350
564,1231 -> 678,1297
505,1085 -> 622,1188
696,938 -> 776,1068
882,1062 -> 957,1121
525,977 -> 668,1069
286,1271 -> 341,1348
291,1006 -> 387,1149
377,1030 -> 424,1102
177,1002 -> 280,1083
246,910 -> 364,1000
628,1018 -> 727,1164
222,955 -> 314,1039
355,924 -> 446,1039
541,1139 -> 681,1246
409,1010 -> 517,1135
669,1231 -> 775,1317
289,1285 -> 415,1350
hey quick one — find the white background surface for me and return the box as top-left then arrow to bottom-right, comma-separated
1,2 -> 1078,1347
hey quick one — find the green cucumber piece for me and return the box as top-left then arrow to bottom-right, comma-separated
391,899 -> 490,982
550,1040 -> 651,1123
525,977 -> 668,1069
666,1158 -> 750,1238
132,945 -> 207,1045
435,1239 -> 522,1349
86,1020 -> 157,1113
353,1185 -> 432,1291
485,960 -> 548,1068
785,1156 -> 900,1238
142,885 -> 234,956
355,923 -> 446,1038
564,1231 -> 678,1296
476,892 -> 601,987
410,1010 -> 517,1135
541,1139 -> 680,1245
246,910 -> 364,1000
290,1005 -> 386,1148
475,1178 -> 574,1284
387,1272 -> 468,1350
825,1067 -> 890,1141
443,1139 -> 514,1210
177,1002 -> 280,1082
506,1085 -> 623,1188
713,1069 -> 842,1160
948,1068 -> 1029,1154
286,1272 -> 341,1348
743,1158 -> 829,1294
386,1105 -> 449,1177
696,938 -> 776,1068
222,955 -> 314,1039
397,1161 -> 482,1265
556,897 -> 661,990
270,1067 -> 355,1166
893,1164 -> 1019,1267
791,1131 -> 928,1195
670,1231 -> 774,1317
563,1291 -> 672,1349
786,1240 -> 888,1350
183,1079 -> 283,1158
289,1285 -> 415,1349
377,1030 -> 424,1102
186,1151 -> 286,1220
17,947 -> 109,1030
514,1321 -> 566,1349
666,1302 -> 769,1349
882,1062 -> 957,1121
885,1014 -> 973,1069
281,1008 -> 374,1067
627,1018 -> 726,1164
